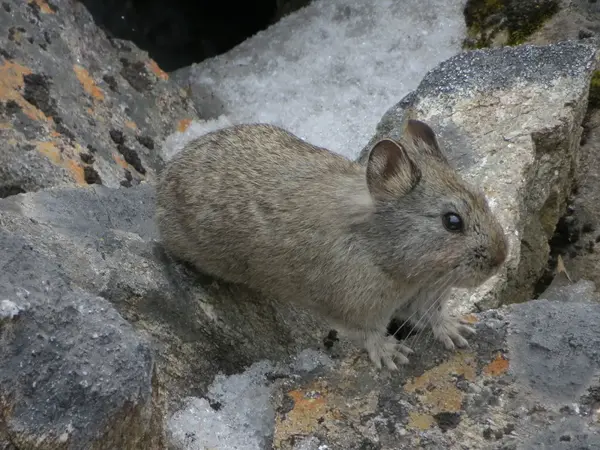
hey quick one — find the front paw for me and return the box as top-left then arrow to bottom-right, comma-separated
432,317 -> 475,351
364,333 -> 414,371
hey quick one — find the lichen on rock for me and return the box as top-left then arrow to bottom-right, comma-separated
269,298 -> 600,449
463,0 -> 560,49
0,0 -> 197,196
588,70 -> 600,109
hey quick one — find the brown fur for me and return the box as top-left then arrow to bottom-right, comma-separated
155,122 -> 508,370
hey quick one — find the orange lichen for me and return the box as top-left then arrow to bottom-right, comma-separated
125,120 -> 138,130
0,60 -> 49,122
67,159 -> 86,184
287,389 -> 327,414
0,122 -> 10,129
147,59 -> 169,81
113,153 -> 129,169
404,352 -> 477,413
36,141 -> 60,163
177,118 -> 192,132
483,353 -> 509,376
0,61 -> 30,95
461,314 -> 479,324
274,382 -> 333,447
408,412 -> 435,431
73,65 -> 105,101
36,141 -> 86,185
29,0 -> 55,14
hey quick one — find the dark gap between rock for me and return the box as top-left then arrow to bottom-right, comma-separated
77,0 -> 313,72
0,185 -> 26,198
532,191 -> 585,298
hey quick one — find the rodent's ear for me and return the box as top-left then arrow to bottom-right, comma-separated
366,139 -> 421,199
405,119 -> 449,164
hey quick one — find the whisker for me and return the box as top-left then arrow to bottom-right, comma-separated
410,270 -> 460,350
409,286 -> 448,348
391,271 -> 450,339
397,271 -> 453,344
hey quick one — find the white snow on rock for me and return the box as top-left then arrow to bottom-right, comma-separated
0,299 -> 22,321
168,361 -> 276,450
165,0 -> 467,160
162,115 -> 233,160
167,350 -> 333,450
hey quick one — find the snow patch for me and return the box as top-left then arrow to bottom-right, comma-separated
167,0 -> 467,160
167,350 -> 333,450
161,115 -> 233,160
0,299 -> 21,321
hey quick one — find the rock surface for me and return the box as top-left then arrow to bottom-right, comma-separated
524,0 -> 600,45
0,0 -> 197,196
0,211 -> 162,447
463,0 -> 560,48
268,297 -> 600,450
357,41 -> 597,312
558,105 -> 600,290
463,0 -> 600,300
2,1 -> 600,449
0,183 -> 328,448
523,0 -> 600,307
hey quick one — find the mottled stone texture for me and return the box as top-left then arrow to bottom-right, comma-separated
270,298 -> 600,450
1,1 -> 600,448
0,0 -> 197,196
0,184 -> 327,448
358,41 -> 597,311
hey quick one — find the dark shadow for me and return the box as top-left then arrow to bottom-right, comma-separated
78,0 -> 312,72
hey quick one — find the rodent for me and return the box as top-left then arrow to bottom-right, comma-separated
155,121 -> 508,370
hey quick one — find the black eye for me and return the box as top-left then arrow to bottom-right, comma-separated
442,212 -> 463,232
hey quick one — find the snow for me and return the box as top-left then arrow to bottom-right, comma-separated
165,0 -> 467,448
165,0 -> 467,161
167,350 -> 333,450
168,361 -> 276,450
0,299 -> 21,321
162,115 -> 232,160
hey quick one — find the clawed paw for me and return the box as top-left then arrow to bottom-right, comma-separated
433,318 -> 475,351
365,334 -> 414,371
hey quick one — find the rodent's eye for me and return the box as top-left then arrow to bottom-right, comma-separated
442,212 -> 463,232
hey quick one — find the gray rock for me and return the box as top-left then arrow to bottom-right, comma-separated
0,224 -> 162,448
508,299 -> 600,449
507,299 -> 600,402
539,277 -> 598,303
268,295 -> 600,449
0,184 -> 327,447
358,41 -> 598,312
527,0 -> 600,45
0,0 -> 197,195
